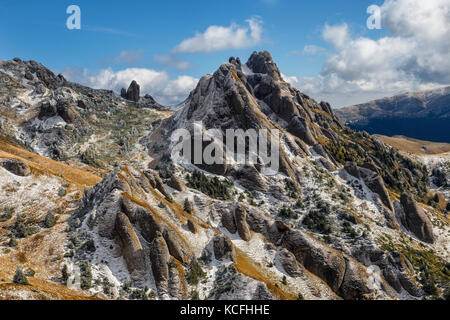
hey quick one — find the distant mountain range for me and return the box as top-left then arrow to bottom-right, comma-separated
336,86 -> 450,143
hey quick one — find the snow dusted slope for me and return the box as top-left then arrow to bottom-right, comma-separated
0,52 -> 448,300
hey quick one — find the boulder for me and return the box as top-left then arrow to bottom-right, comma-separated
359,167 -> 393,211
56,100 -> 77,123
221,210 -> 237,234
0,159 -> 31,176
149,232 -> 170,294
38,102 -> 57,119
286,116 -> 316,146
282,229 -> 346,292
126,80 -> 140,102
114,212 -> 146,275
344,162 -> 360,179
233,164 -> 268,192
234,205 -> 252,241
187,219 -> 197,234
278,248 -> 304,278
163,229 -> 192,264
167,175 -> 186,192
400,194 -> 434,243
120,88 -> 127,99
213,236 -> 236,261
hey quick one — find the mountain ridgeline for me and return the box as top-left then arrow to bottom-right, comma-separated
336,87 -> 450,143
0,52 -> 449,301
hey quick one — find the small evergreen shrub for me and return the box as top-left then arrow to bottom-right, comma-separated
279,206 -> 298,220
303,210 -> 332,234
13,268 -> 29,285
186,171 -> 233,200
184,198 -> 193,214
187,259 -> 206,286
0,207 -> 14,222
61,265 -> 69,284
79,261 -> 93,290
43,212 -> 58,228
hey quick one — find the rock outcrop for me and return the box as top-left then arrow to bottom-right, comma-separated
0,159 -> 31,176
125,80 -> 140,102
344,162 -> 361,179
359,168 -> 393,211
150,232 -> 170,295
345,162 -> 394,212
287,116 -> 317,146
232,164 -> 268,192
234,205 -> 252,241
167,175 -> 186,192
278,248 -> 304,278
400,194 -> 435,243
213,236 -> 236,261
247,51 -> 282,81
221,210 -> 237,234
115,211 -> 146,276
282,229 -> 346,292
354,247 -> 421,297
163,229 -> 193,264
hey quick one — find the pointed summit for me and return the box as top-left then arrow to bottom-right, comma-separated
246,51 -> 282,81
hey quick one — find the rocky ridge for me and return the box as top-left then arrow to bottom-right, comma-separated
0,52 -> 449,300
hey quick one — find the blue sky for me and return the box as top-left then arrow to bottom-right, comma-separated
0,0 -> 448,106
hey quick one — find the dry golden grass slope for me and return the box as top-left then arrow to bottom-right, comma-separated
0,139 -> 102,187
375,135 -> 450,156
0,139 -> 102,300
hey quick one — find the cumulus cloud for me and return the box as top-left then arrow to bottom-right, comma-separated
286,0 -> 450,107
154,55 -> 192,71
173,17 -> 263,53
101,49 -> 144,66
63,67 -> 198,105
301,45 -> 326,55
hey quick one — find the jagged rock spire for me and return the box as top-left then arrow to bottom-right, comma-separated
246,51 -> 282,81
121,80 -> 140,102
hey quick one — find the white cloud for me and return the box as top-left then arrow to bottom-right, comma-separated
286,0 -> 450,107
173,17 -> 263,53
301,45 -> 326,55
63,67 -> 198,105
101,49 -> 144,66
154,55 -> 192,71
323,24 -> 350,49
114,50 -> 144,65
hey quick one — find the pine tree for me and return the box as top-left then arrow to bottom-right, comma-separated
13,268 -> 29,285
7,235 -> 17,248
184,198 -> 193,214
44,211 -> 57,228
61,265 -> 69,284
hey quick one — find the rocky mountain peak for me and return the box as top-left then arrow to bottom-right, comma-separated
1,57 -> 66,89
246,51 -> 282,81
1,53 -> 448,301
